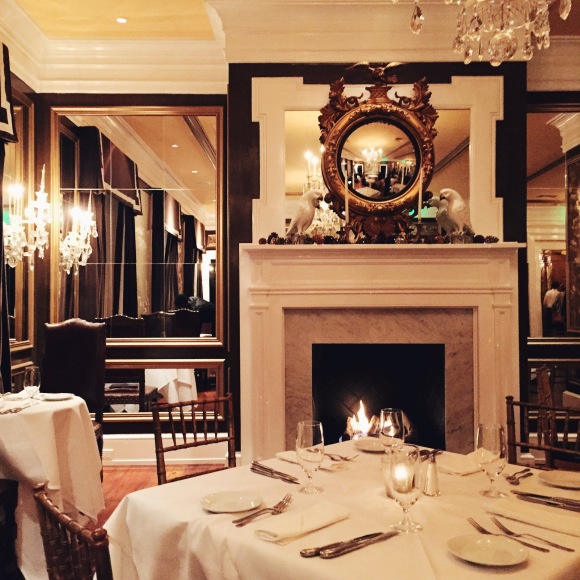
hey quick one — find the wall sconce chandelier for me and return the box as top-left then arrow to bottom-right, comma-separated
3,165 -> 51,270
59,193 -> 98,275
406,0 -> 572,65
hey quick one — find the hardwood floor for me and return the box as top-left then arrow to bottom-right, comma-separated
98,464 -> 223,527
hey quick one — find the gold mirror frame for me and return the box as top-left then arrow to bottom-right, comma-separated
49,105 -> 225,348
320,73 -> 438,236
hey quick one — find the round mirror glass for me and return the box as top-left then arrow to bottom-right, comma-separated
341,120 -> 419,202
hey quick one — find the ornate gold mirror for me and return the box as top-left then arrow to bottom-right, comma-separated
320,69 -> 438,236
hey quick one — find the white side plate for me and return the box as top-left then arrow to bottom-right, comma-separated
447,534 -> 528,567
41,393 -> 75,401
201,491 -> 263,513
539,470 -> 580,490
353,437 -> 384,453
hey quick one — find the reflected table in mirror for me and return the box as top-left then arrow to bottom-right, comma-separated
145,368 -> 197,404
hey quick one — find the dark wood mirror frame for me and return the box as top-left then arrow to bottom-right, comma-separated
320,73 -> 438,236
49,105 -> 225,349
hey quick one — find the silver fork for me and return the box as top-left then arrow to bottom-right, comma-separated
503,468 -> 532,485
490,517 -> 575,552
232,493 -> 293,527
325,452 -> 359,461
467,518 -> 550,552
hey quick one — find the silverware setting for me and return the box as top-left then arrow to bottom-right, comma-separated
511,490 -> 580,508
467,517 -> 550,552
490,516 -> 574,552
250,461 -> 300,484
0,402 -> 33,415
515,494 -> 580,512
419,449 -> 443,462
325,452 -> 359,462
232,493 -> 293,526
319,531 -> 399,558
300,532 -> 383,558
503,468 -> 532,485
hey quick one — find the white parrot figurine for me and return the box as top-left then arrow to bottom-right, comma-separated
427,195 -> 453,235
287,189 -> 323,236
439,188 -> 474,235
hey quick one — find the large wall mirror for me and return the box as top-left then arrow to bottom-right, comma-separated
2,102 -> 34,349
50,106 -> 224,346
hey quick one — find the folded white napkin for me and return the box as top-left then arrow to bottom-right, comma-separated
437,451 -> 481,476
4,392 -> 29,401
255,501 -> 350,544
275,451 -> 346,472
486,498 -> 580,538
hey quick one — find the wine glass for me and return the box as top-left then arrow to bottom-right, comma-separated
295,420 -> 324,494
474,423 -> 507,498
23,366 -> 41,401
379,408 -> 405,449
385,443 -> 423,533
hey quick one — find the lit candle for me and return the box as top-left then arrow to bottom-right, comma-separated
304,151 -> 312,177
392,464 -> 413,494
344,173 -> 349,225
418,168 -> 423,223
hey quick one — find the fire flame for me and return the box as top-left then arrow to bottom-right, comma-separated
350,400 -> 371,437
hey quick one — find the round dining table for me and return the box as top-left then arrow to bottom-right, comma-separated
0,392 -> 104,579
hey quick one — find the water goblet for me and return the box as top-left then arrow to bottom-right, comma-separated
379,408 -> 405,449
296,420 -> 324,494
474,423 -> 507,498
23,366 -> 41,402
385,443 -> 423,533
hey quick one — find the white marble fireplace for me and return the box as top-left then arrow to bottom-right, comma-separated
239,243 -> 523,463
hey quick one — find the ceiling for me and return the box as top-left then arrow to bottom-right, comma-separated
7,0 -> 578,208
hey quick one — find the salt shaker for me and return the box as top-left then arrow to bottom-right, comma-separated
423,451 -> 441,496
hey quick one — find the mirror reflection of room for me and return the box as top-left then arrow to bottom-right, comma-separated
57,112 -> 218,338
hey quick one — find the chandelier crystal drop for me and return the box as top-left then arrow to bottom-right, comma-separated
402,0 -> 573,66
59,193 -> 99,275
3,165 -> 51,270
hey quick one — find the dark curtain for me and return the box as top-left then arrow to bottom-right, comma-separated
163,233 -> 179,311
112,202 -> 138,316
151,190 -> 165,312
182,214 -> 197,297
0,145 -> 12,390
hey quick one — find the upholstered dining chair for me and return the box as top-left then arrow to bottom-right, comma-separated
506,395 -> 580,470
94,313 -> 145,338
34,482 -> 113,580
142,311 -> 174,338
151,393 -> 236,485
42,318 -> 106,457
169,308 -> 202,337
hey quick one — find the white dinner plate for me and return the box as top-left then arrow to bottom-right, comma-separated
447,534 -> 528,567
41,393 -> 75,401
201,491 -> 263,513
353,437 -> 384,453
539,470 -> 580,490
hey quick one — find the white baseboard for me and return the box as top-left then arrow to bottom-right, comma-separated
102,433 -> 233,466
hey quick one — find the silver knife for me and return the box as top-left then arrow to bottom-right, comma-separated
252,461 -> 300,482
250,466 -> 299,484
517,494 -> 580,512
320,531 -> 399,558
300,532 -> 383,558
511,490 -> 580,507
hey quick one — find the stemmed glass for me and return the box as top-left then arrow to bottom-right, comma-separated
379,408 -> 405,449
296,420 -> 325,494
474,423 -> 507,498
23,366 -> 41,402
385,443 -> 423,533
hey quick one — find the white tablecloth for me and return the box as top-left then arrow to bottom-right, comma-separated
105,440 -> 580,580
145,368 -> 197,403
0,395 -> 105,579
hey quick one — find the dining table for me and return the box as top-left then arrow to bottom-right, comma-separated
105,439 -> 580,580
0,392 -> 105,580
145,368 -> 197,404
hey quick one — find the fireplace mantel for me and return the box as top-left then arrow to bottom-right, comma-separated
239,243 -> 524,463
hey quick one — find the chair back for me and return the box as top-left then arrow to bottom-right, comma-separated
42,319 -> 106,422
34,483 -> 113,580
506,395 -> 580,470
95,314 -> 145,338
152,393 -> 236,485
142,311 -> 174,338
170,309 -> 201,337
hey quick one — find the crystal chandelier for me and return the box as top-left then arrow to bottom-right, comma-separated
3,165 -> 51,270
361,147 -> 383,180
59,193 -> 98,275
405,0 -> 573,66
